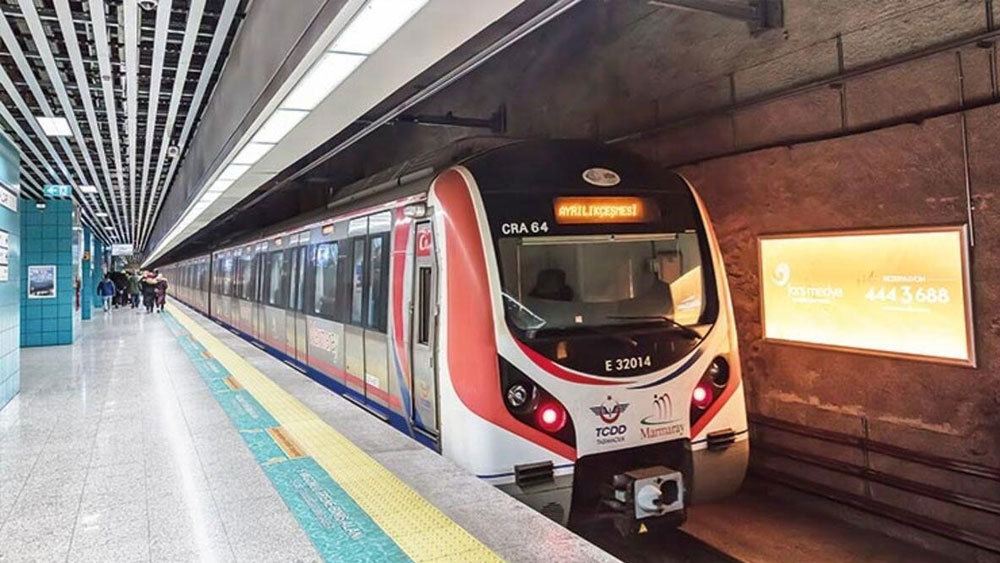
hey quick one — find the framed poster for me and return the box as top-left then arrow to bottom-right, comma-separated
0,265 -> 8,282
0,186 -> 17,212
758,225 -> 974,366
0,229 -> 9,249
27,265 -> 56,299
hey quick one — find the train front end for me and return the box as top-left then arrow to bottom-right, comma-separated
430,140 -> 748,535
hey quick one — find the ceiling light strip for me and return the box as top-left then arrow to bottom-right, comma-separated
0,15 -> 76,186
54,0 -> 127,242
147,0 -> 434,262
148,0 -> 581,265
14,0 -> 112,236
125,0 -> 140,243
139,0 -> 206,250
89,0 -> 130,243
140,0 -> 239,252
137,0 -> 173,249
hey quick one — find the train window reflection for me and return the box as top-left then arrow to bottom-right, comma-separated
268,251 -> 284,306
498,233 -> 706,332
313,242 -> 339,318
351,238 -> 366,324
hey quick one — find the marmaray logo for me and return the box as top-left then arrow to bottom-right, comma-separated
590,396 -> 629,424
641,393 -> 673,425
639,393 -> 685,441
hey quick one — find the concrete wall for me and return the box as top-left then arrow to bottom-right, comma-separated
0,134 -> 18,411
21,200 -> 81,347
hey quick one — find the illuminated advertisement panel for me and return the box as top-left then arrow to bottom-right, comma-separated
758,226 -> 974,366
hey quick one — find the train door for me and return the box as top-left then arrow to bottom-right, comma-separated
410,221 -> 439,433
343,219 -> 368,397
285,243 -> 308,363
254,251 -> 266,340
293,244 -> 308,363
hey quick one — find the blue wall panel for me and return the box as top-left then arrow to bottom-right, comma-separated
0,133 -> 19,412
21,199 -> 80,347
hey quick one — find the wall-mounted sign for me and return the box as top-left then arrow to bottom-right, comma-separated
42,184 -> 72,197
0,229 -> 8,249
0,186 -> 17,213
759,226 -> 974,366
0,248 -> 9,266
110,243 -> 134,256
27,265 -> 56,299
0,265 -> 8,282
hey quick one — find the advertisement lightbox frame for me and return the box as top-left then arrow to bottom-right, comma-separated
757,224 -> 976,368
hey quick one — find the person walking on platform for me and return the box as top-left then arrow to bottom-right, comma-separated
97,274 -> 116,312
127,271 -> 142,309
141,272 -> 158,313
154,271 -> 168,313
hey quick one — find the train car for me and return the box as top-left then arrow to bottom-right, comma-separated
160,139 -> 748,534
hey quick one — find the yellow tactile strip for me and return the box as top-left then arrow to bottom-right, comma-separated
166,303 -> 503,562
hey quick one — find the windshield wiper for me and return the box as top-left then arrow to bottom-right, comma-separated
607,315 -> 704,343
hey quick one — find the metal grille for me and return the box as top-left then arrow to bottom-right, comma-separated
0,0 -> 245,247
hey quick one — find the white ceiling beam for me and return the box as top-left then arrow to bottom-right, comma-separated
89,0 -> 130,243
139,0 -> 205,250
137,0 -> 172,249
142,0 -> 239,252
0,13 -> 76,186
15,0 -> 114,236
124,0 -> 139,243
52,0 -> 127,243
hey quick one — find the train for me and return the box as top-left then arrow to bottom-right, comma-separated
159,138 -> 748,534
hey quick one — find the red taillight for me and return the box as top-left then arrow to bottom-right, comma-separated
692,383 -> 713,410
536,402 -> 567,433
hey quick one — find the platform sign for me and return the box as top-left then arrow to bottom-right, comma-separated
111,243 -> 134,256
0,186 -> 17,212
759,226 -> 974,366
42,184 -> 72,198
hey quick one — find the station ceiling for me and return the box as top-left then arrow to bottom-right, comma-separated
0,0 -> 245,250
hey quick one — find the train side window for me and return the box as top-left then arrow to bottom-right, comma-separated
313,242 -> 338,318
350,238 -> 367,325
268,251 -> 285,307
417,267 -> 431,345
366,233 -> 389,332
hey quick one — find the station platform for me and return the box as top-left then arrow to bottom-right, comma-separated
0,302 -> 617,563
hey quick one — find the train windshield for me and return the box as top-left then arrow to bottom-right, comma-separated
498,232 -> 708,334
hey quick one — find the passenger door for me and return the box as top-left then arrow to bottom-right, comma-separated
410,221 -> 438,433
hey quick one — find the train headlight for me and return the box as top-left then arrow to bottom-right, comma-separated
536,402 -> 567,433
707,357 -> 729,387
506,383 -> 531,409
692,383 -> 713,410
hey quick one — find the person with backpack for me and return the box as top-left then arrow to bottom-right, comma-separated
154,271 -> 168,313
97,274 -> 116,312
127,271 -> 142,309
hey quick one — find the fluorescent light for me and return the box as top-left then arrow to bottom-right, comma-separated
282,52 -> 366,111
208,179 -> 235,193
104,225 -> 114,230
95,212 -> 108,217
232,142 -> 275,165
201,191 -> 221,204
252,109 -> 308,144
37,116 -> 72,136
219,164 -> 250,181
331,0 -> 428,55
79,185 -> 98,194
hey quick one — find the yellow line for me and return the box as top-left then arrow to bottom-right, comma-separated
165,303 -> 503,563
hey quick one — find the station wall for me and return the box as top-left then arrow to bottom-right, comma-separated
320,1 -> 1000,557
0,134 -> 18,412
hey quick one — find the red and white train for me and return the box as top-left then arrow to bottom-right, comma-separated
160,139 -> 748,533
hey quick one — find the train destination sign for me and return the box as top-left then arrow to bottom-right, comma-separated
553,196 -> 657,225
759,226 -> 974,366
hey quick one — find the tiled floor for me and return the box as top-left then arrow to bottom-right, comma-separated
0,303 -> 618,563
0,307 -> 319,563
